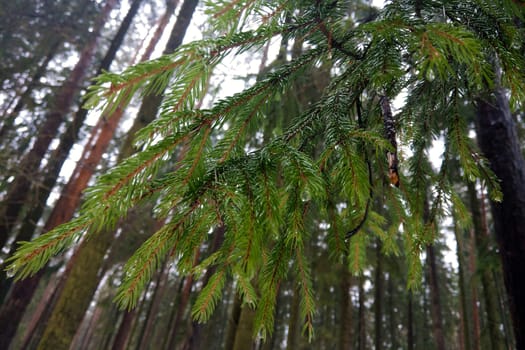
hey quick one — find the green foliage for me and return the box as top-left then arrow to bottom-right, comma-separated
7,0 -> 525,342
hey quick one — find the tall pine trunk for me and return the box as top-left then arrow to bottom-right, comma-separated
467,182 -> 505,350
358,274 -> 366,350
387,275 -> 398,349
407,291 -> 414,350
112,310 -> 138,350
475,88 -> 524,349
135,262 -> 170,349
374,239 -> 383,350
232,306 -> 256,350
339,257 -> 353,350
224,293 -> 243,350
286,286 -> 300,350
453,216 -> 472,350
426,244 -> 446,350
469,227 -> 481,350
166,249 -> 201,349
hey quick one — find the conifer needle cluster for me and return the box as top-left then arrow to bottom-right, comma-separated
8,0 -> 525,340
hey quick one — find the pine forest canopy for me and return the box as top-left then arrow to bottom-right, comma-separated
7,0 -> 525,341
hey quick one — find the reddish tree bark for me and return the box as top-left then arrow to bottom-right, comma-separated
0,0 -> 118,248
111,310 -> 138,350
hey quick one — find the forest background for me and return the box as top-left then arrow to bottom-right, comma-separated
0,0 -> 524,349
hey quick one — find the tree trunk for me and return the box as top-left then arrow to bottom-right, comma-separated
73,303 -> 104,350
286,286 -> 300,350
358,274 -> 366,350
120,0 -> 199,156
0,270 -> 44,350
339,261 -> 353,350
224,293 -> 243,350
387,275 -> 397,350
135,262 -> 170,349
467,182 -> 505,350
112,310 -> 138,350
232,306 -> 256,350
126,278 -> 155,349
35,237 -> 115,349
374,239 -> 383,350
453,216 -> 472,350
19,272 -> 66,349
167,248 -> 201,350
0,0 -> 118,248
475,88 -> 524,348
407,291 -> 414,350
426,244 -> 446,350
468,229 -> 481,350
161,277 -> 186,350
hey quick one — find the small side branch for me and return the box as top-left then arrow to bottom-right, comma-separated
380,96 -> 400,187
346,98 -> 373,240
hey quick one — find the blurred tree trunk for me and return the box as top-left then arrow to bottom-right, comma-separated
467,182 -> 505,350
0,0 -> 118,249
75,303 -> 104,350
468,230 -> 481,350
422,191 -> 446,350
135,262 -> 170,349
407,291 -> 414,350
232,306 -> 256,350
476,88 -> 524,349
387,275 -> 397,350
161,277 -> 186,350
426,244 -> 446,350
224,293 -> 243,350
126,278 -> 155,349
453,216 -> 472,350
98,304 -> 121,350
374,239 -> 383,350
339,258 -> 353,350
112,310 -> 138,350
18,272 -> 65,349
167,248 -> 201,350
0,270 -> 45,350
358,274 -> 366,350
285,287 -> 300,350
